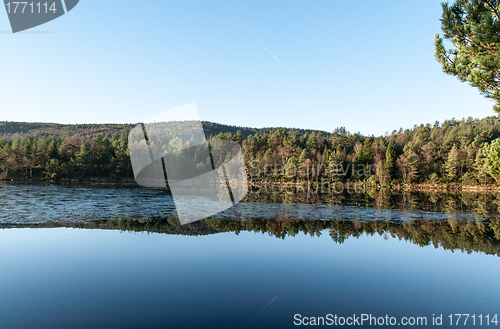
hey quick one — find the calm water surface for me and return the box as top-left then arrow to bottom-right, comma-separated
0,183 -> 499,328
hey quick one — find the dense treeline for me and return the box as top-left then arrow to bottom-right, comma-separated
0,132 -> 132,180
202,122 -> 330,140
3,217 -> 500,256
2,116 -> 500,185
235,116 -> 500,186
0,121 -> 324,139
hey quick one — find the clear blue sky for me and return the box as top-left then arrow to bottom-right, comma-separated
0,0 -> 496,135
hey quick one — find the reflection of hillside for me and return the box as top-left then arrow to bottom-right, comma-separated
3,217 -> 500,257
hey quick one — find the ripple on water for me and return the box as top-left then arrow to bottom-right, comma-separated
0,183 -> 492,225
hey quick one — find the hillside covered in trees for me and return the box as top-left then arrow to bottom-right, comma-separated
0,121 -> 326,139
1,116 -> 500,187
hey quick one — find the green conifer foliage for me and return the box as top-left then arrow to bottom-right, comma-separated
446,144 -> 460,181
298,149 -> 309,164
385,142 -> 396,177
483,138 -> 500,181
435,0 -> 500,112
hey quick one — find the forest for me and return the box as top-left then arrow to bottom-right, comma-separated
1,116 -> 500,187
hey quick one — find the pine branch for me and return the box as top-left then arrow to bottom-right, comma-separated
484,0 -> 500,21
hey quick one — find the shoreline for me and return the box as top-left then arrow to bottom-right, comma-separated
2,178 -> 500,193
249,181 -> 500,193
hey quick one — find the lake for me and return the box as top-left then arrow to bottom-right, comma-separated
1,182 -> 499,328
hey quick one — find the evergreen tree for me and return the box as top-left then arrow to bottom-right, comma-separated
362,138 -> 374,163
262,148 -> 273,165
435,0 -> 500,112
385,142 -> 396,178
376,159 -> 391,186
483,138 -> 500,181
306,134 -> 319,151
327,151 -> 344,180
76,142 -> 92,177
235,130 -> 244,144
298,149 -> 309,164
285,157 -> 298,178
446,144 -> 460,181
322,148 -> 330,163
475,147 -> 489,184
353,138 -> 374,177
397,152 -> 419,184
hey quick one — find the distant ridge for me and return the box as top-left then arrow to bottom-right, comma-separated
0,121 -> 331,139
201,122 -> 331,139
0,122 -> 132,138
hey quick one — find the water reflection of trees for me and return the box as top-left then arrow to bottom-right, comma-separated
4,216 -> 500,257
244,188 -> 500,216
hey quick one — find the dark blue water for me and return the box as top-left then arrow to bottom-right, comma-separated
0,183 -> 499,328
